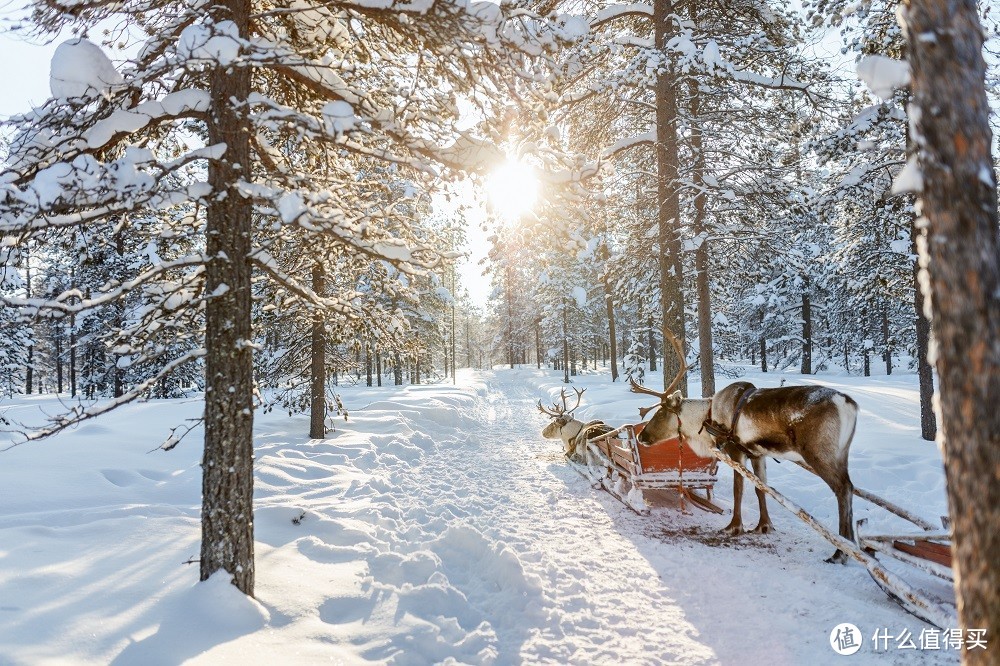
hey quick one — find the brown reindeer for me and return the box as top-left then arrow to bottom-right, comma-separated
538,388 -> 612,458
631,332 -> 859,563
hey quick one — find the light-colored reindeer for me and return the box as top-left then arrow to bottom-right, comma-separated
631,331 -> 859,563
538,387 -> 612,459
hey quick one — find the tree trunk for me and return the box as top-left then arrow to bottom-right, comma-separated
654,0 -> 687,394
562,298 -> 570,383
881,304 -> 892,375
69,265 -> 77,398
647,317 -> 657,373
393,353 -> 402,385
201,0 -> 255,597
55,324 -> 63,393
690,81 -> 714,397
466,318 -> 472,369
69,314 -> 77,397
366,345 -> 373,387
601,243 -> 618,382
535,319 -> 542,369
25,258 -> 32,395
800,292 -> 812,375
450,276 -> 457,383
912,216 -> 937,440
309,262 -> 326,440
905,2 -> 1000,654
114,230 -> 126,399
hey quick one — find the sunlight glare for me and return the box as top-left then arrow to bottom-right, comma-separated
485,160 -> 539,221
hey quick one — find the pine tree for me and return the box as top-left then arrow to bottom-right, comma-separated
2,0 -> 574,596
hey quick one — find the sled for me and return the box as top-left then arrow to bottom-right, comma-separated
570,423 -> 723,516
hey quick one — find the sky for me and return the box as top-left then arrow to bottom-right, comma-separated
0,39 -> 54,117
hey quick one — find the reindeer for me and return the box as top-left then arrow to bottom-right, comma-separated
538,388 -> 613,459
631,331 -> 859,563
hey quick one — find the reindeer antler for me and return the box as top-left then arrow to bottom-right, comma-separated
563,387 -> 585,413
629,376 -> 667,400
537,399 -> 563,417
630,328 -> 688,416
538,387 -> 586,418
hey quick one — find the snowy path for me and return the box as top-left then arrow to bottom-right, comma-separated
0,368 -> 959,664
389,374 -> 716,663
242,369 -> 955,665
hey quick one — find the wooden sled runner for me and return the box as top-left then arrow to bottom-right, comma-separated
569,423 -> 723,516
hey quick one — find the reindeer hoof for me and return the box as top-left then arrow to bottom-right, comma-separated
720,523 -> 744,536
825,550 -> 849,565
752,522 -> 775,534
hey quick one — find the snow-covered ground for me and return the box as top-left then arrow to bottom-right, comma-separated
0,366 -> 963,664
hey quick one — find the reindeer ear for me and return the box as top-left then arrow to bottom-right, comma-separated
665,391 -> 683,410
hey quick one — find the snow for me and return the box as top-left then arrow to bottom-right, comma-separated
321,100 -> 358,135
49,38 -> 124,100
178,21 -> 242,66
857,55 -> 911,100
0,368 -> 960,663
556,14 -> 590,40
891,155 -> 924,195
703,39 -> 722,73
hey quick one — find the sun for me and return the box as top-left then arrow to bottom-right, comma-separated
484,159 -> 539,221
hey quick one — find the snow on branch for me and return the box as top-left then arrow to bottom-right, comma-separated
591,3 -> 653,29
0,254 -> 207,317
602,131 -> 655,159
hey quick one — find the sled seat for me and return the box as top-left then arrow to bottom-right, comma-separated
587,423 -> 721,513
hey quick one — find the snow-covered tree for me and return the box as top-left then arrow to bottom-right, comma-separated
1,0 -> 577,596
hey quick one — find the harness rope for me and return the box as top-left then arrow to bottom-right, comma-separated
698,386 -> 757,457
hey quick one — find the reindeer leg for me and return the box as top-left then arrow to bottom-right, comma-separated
812,458 -> 855,564
827,471 -> 855,565
722,447 -> 745,535
750,457 -> 774,534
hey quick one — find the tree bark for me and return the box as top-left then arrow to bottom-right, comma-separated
654,0 -> 687,394
535,319 -> 542,370
690,80 -> 714,397
881,304 -> 893,375
601,244 -> 619,382
800,292 -> 812,375
201,0 -> 255,596
55,324 -> 63,394
69,262 -> 77,398
912,216 -> 937,440
69,311 -> 76,397
309,262 -> 326,440
562,298 -> 570,383
904,1 -> 1000,656
647,316 -> 657,373
760,336 -> 767,373
366,344 -> 373,387
25,257 -> 32,395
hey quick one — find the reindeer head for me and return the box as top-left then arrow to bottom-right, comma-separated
538,387 -> 586,451
630,329 -> 688,446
